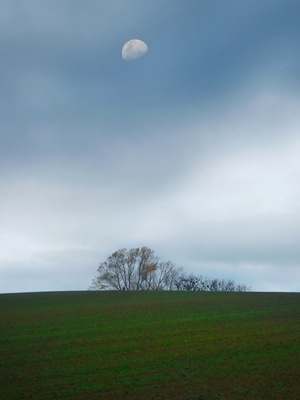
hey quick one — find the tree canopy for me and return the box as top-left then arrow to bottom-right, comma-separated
90,247 -> 250,292
90,247 -> 180,291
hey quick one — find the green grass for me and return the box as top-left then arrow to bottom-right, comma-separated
0,291 -> 299,399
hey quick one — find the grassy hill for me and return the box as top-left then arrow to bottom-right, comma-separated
0,291 -> 299,399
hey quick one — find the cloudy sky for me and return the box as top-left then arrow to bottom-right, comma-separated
1,0 -> 300,293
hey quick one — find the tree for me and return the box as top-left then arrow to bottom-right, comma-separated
174,272 -> 250,292
89,247 -> 181,291
90,247 -> 251,292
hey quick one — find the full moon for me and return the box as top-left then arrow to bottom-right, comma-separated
122,39 -> 148,61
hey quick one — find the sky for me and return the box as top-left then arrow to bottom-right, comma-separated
1,0 -> 300,293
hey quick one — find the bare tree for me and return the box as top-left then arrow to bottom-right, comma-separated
174,273 -> 201,291
145,260 -> 182,291
89,247 -> 181,291
90,247 -> 250,292
174,273 -> 250,292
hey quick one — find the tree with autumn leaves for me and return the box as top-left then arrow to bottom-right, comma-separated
90,247 -> 179,291
90,247 -> 250,292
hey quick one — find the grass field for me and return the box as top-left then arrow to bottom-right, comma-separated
0,291 -> 299,399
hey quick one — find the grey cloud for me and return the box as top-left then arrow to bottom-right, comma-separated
1,1 -> 300,293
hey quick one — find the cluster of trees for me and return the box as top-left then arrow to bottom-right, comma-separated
90,247 -> 250,292
174,273 -> 249,292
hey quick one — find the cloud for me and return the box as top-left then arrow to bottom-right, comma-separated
1,1 -> 300,293
123,89 -> 300,290
1,87 -> 300,292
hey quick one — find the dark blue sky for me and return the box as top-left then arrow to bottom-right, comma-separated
1,0 -> 300,293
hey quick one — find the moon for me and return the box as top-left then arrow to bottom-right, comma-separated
122,39 -> 148,61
